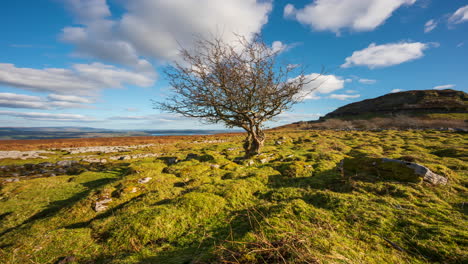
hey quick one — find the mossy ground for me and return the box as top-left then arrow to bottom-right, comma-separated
0,130 -> 466,263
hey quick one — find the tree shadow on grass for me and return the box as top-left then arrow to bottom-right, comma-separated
0,165 -> 130,238
64,192 -> 149,230
81,208 -> 264,264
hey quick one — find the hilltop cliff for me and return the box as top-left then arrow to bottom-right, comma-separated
322,89 -> 467,120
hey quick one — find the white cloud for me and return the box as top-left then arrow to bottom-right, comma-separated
273,112 -> 322,124
345,89 -> 357,93
271,41 -> 289,53
284,0 -> 416,34
0,92 -> 96,110
0,62 -> 155,95
424,19 -> 437,33
457,42 -> 464,48
390,89 -> 403,93
0,110 -> 94,121
358,78 -> 377,84
344,78 -> 353,83
328,94 -> 361,100
0,93 -> 46,109
47,94 -> 94,104
61,0 -> 272,67
433,84 -> 455,90
448,5 -> 468,25
341,42 -> 431,68
298,73 -> 346,100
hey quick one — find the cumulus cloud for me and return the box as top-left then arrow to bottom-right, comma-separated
0,63 -> 155,95
61,0 -> 272,67
296,73 -> 346,100
342,42 -> 431,69
358,78 -> 377,84
271,41 -> 288,53
328,94 -> 360,100
448,5 -> 468,25
390,89 -> 403,93
424,19 -> 437,33
284,0 -> 416,34
433,84 -> 455,90
0,110 -> 94,121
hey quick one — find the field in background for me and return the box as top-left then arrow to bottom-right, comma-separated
0,133 -> 242,151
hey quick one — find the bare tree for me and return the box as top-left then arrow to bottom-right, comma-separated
156,35 -> 315,157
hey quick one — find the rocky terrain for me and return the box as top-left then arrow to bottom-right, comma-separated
322,89 -> 467,120
0,130 -> 466,263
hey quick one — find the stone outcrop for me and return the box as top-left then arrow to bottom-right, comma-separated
381,158 -> 448,185
322,89 -> 467,120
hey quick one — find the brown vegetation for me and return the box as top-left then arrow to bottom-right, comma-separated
277,116 -> 467,131
0,133 -> 241,151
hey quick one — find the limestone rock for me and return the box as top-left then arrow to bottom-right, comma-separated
138,177 -> 152,184
94,198 -> 112,212
382,158 -> 448,185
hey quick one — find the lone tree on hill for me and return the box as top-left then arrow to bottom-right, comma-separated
157,35 -> 316,157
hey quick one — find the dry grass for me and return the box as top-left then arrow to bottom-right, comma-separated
0,133 -> 243,151
278,116 -> 467,131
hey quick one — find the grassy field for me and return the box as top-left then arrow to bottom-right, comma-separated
0,130 -> 466,263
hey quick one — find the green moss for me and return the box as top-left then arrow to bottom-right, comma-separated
0,130 -> 466,263
277,161 -> 314,178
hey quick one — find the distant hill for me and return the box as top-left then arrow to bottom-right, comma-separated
276,89 -> 467,130
322,89 -> 467,120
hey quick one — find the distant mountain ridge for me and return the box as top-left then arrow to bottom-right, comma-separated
322,89 -> 467,120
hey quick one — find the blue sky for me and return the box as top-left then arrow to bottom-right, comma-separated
0,0 -> 467,130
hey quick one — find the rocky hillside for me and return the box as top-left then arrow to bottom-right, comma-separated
322,89 -> 467,120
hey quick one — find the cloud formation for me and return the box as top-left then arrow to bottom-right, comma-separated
297,73 -> 346,100
0,63 -> 155,95
448,5 -> 468,25
433,84 -> 455,90
328,94 -> 360,100
284,0 -> 416,34
424,19 -> 437,33
0,110 -> 94,121
0,92 -> 95,110
390,89 -> 403,93
342,42 -> 430,68
358,78 -> 377,84
61,0 -> 272,67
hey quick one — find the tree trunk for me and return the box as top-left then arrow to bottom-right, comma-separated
243,127 -> 265,158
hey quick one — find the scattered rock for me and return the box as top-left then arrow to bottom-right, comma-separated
382,158 -> 448,185
58,144 -> 155,154
0,150 -> 54,160
94,198 -> 112,212
246,160 -> 255,166
56,160 -> 77,167
210,164 -> 220,169
138,177 -> 152,184
118,155 -> 131,161
3,178 -> 19,183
